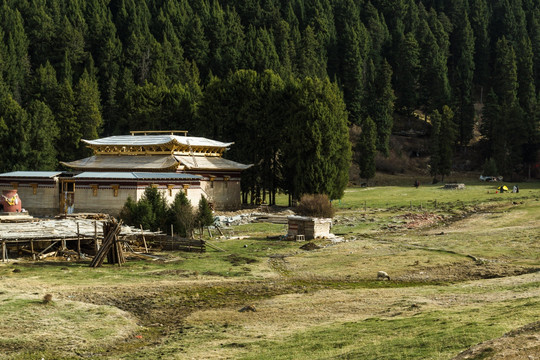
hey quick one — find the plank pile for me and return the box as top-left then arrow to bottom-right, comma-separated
89,218 -> 125,267
149,234 -> 206,252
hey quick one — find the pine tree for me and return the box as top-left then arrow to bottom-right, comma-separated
356,117 -> 377,184
283,77 -> 351,200
0,6 -> 30,103
417,19 -> 450,116
480,89 -> 500,158
334,0 -> 367,124
0,91 -> 31,172
438,105 -> 456,179
54,79 -> 80,162
429,110 -> 442,179
183,15 -> 209,76
74,69 -> 102,157
26,100 -> 59,170
363,58 -> 395,156
448,5 -> 476,146
196,196 -> 214,232
491,37 -> 525,175
430,106 -> 456,181
167,191 -> 194,238
297,25 -> 327,79
470,0 -> 491,89
395,32 -> 420,113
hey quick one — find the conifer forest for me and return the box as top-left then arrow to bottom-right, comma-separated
0,0 -> 539,202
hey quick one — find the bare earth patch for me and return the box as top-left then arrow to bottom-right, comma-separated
453,321 -> 540,360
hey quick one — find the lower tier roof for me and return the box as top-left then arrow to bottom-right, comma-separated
61,155 -> 252,172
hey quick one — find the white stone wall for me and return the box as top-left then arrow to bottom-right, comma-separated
135,185 -> 203,208
201,179 -> 241,210
287,216 -> 332,240
0,183 -> 59,216
75,185 -> 137,216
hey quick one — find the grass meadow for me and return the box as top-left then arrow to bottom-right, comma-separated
0,180 -> 539,359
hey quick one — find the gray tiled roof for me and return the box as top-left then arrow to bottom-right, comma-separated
73,172 -> 202,180
61,155 -> 179,170
175,156 -> 252,170
0,171 -> 63,178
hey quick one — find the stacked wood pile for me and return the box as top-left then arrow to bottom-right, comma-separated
90,218 -> 125,267
148,234 -> 205,252
253,215 -> 289,224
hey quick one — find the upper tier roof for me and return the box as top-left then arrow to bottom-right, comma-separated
0,171 -> 63,178
83,135 -> 233,148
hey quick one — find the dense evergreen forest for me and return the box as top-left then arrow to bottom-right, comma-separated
0,0 -> 539,203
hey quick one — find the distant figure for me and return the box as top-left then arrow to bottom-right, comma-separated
414,180 -> 420,188
513,185 -> 517,193
515,185 -> 519,193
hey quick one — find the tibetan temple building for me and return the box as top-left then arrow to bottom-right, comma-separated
0,131 -> 251,216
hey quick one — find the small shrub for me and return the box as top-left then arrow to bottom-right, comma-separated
167,191 -> 195,237
296,194 -> 335,218
42,294 -> 53,304
119,187 -> 167,231
196,196 -> 214,230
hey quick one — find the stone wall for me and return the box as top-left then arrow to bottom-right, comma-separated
75,185 -> 137,216
287,216 -> 332,240
201,179 -> 241,210
0,183 -> 59,216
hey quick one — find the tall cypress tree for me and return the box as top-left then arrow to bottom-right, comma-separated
448,5 -> 476,146
334,0 -> 367,124
491,37 -> 524,176
515,35 -> 538,176
363,58 -> 395,156
297,25 -> 327,79
75,69 -> 102,153
395,32 -> 420,113
0,6 -> 30,103
0,91 -> 31,172
470,0 -> 491,89
430,106 -> 456,181
356,116 -> 377,184
54,79 -> 80,163
283,77 -> 351,200
26,100 -> 59,170
417,19 -> 450,116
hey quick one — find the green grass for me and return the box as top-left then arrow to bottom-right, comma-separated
1,183 -> 539,359
239,298 -> 540,360
334,182 -> 540,210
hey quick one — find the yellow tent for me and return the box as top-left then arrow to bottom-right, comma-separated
498,185 -> 509,192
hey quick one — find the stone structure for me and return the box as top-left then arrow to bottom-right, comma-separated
287,216 -> 332,240
0,131 -> 251,216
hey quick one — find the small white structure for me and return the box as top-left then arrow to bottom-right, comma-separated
287,216 -> 332,240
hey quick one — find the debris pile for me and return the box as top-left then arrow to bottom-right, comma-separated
397,213 -> 444,229
300,242 -> 321,251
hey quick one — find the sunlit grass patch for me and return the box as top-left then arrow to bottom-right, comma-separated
0,296 -> 139,359
238,298 -> 540,360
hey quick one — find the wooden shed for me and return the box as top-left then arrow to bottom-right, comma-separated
287,216 -> 332,240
